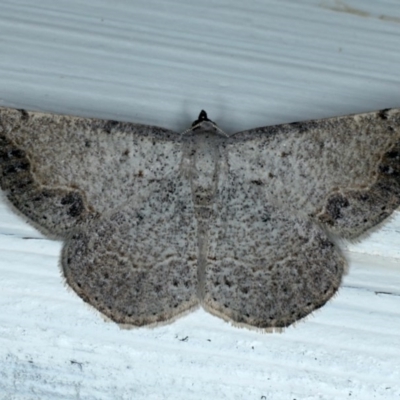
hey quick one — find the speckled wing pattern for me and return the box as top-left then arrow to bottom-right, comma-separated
0,108 -> 198,326
203,108 -> 400,328
0,107 -> 399,329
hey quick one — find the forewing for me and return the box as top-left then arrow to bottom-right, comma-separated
0,107 -> 182,237
228,108 -> 400,239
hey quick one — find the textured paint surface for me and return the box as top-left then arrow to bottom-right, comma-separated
1,107 -> 399,329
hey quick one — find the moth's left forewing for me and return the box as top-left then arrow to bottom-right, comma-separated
227,108 -> 400,239
201,109 -> 400,330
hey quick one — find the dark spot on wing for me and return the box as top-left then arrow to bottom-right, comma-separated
378,108 -> 391,120
18,109 -> 29,121
386,150 -> 400,159
0,148 -> 25,161
379,142 -> 400,180
61,192 -> 85,217
104,120 -> 119,134
261,212 -> 270,223
319,140 -> 400,238
287,120 -> 318,133
324,193 -> 349,222
10,149 -> 26,158
14,175 -> 34,190
3,161 -> 30,175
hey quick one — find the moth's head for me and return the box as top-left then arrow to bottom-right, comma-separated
187,110 -> 228,137
191,110 -> 215,127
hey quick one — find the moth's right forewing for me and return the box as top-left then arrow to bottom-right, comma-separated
0,107 -> 183,237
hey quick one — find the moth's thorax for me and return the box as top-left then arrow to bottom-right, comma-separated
182,125 -> 226,208
185,119 -> 228,138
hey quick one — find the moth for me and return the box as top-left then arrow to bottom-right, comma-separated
0,106 -> 399,330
